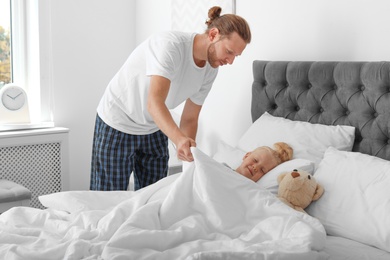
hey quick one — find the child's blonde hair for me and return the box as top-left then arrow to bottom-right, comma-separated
254,142 -> 293,165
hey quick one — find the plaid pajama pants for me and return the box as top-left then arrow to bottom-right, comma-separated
90,114 -> 169,191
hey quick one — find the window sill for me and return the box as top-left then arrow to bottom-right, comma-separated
0,121 -> 55,132
0,126 -> 68,138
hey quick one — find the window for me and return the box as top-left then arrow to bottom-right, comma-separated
0,0 -> 54,131
0,0 -> 11,87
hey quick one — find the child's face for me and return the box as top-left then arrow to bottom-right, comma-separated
235,149 -> 278,182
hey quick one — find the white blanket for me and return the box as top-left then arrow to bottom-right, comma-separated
0,148 -> 328,260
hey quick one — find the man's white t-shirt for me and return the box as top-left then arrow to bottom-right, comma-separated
97,31 -> 219,135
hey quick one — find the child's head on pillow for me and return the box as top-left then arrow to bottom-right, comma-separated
235,142 -> 293,182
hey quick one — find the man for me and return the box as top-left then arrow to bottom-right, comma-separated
91,6 -> 251,191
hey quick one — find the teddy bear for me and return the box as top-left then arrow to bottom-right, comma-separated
277,169 -> 324,213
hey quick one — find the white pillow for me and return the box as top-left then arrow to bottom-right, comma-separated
213,140 -> 315,194
306,147 -> 390,252
257,159 -> 315,195
212,140 -> 246,169
237,112 -> 355,169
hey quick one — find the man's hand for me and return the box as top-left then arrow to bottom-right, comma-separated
176,137 -> 196,161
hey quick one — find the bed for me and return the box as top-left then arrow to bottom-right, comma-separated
0,60 -> 389,260
249,60 -> 390,260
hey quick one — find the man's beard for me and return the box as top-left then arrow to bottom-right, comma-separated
207,43 -> 219,68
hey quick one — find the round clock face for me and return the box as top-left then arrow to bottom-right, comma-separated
1,86 -> 27,111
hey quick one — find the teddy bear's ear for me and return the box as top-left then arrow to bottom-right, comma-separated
312,183 -> 325,201
277,172 -> 288,184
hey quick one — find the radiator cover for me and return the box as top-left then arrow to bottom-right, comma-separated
0,127 -> 69,209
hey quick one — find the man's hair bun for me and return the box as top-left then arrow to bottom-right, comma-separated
205,6 -> 222,26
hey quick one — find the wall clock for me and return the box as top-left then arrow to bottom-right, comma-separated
0,83 -> 31,124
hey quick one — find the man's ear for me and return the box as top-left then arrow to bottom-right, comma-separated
208,27 -> 220,41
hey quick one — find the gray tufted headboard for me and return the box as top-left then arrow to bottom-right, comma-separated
251,60 -> 390,161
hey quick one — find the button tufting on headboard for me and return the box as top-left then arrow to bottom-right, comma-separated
252,60 -> 390,161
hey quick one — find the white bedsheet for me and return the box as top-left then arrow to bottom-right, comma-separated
0,148 -> 328,260
325,236 -> 390,260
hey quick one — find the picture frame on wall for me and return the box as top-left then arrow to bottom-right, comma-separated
171,0 -> 236,33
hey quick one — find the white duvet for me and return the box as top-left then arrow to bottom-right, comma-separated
0,148 -> 328,260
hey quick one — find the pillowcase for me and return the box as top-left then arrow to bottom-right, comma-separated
212,140 -> 315,195
306,147 -> 390,252
256,158 -> 315,195
237,112 -> 355,169
212,140 -> 246,169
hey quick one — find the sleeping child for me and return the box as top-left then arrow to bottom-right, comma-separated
228,142 -> 293,182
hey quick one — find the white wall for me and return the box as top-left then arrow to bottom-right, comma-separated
199,0 -> 390,154
135,0 -> 171,43
50,0 -> 390,190
50,0 -> 136,190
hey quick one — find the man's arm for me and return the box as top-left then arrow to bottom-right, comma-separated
180,98 -> 202,140
147,75 -> 196,161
